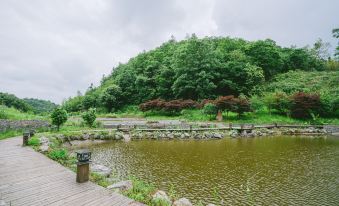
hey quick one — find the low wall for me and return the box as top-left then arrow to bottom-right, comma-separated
0,119 -> 50,132
49,126 -> 330,144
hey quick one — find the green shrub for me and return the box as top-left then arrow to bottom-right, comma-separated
27,137 -> 40,146
271,92 -> 291,115
90,172 -> 110,187
51,107 -> 68,131
48,148 -> 68,162
123,177 -> 155,205
0,107 -> 8,119
249,95 -> 265,112
203,103 -> 218,120
82,108 -> 96,127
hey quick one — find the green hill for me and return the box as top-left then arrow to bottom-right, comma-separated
64,35 -> 328,112
264,70 -> 339,96
23,98 -> 57,114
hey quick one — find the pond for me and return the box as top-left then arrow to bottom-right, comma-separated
89,136 -> 339,205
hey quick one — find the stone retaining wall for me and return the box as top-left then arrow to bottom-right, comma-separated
51,126 -> 330,144
0,119 -> 50,132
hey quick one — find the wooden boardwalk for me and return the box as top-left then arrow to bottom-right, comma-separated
0,137 -> 142,206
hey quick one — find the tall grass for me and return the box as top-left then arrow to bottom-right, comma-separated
0,105 -> 46,120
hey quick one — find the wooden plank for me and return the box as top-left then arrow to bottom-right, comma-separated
0,137 -> 141,206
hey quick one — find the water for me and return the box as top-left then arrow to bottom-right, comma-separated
89,136 -> 339,205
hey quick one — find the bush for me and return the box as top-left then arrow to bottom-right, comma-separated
48,148 -> 68,163
139,99 -> 197,114
82,108 -> 96,127
123,177 -> 155,205
203,103 -> 218,120
250,95 -> 265,112
231,97 -> 252,116
290,92 -> 322,119
215,96 -> 236,117
0,107 -> 8,119
27,137 -> 40,146
198,99 -> 215,109
51,107 -> 68,131
271,92 -> 291,115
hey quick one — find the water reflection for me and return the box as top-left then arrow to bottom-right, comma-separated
90,136 -> 339,205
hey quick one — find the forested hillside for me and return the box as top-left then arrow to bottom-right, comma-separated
63,35 -> 338,112
23,98 -> 57,114
0,92 -> 57,116
0,92 -> 31,112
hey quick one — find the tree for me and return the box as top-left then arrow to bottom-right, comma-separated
203,103 -> 218,120
271,92 -> 291,115
245,39 -> 283,79
231,97 -> 251,117
333,28 -> 339,59
0,92 -> 32,112
100,85 -> 123,112
215,96 -> 236,118
290,92 -> 321,119
82,108 -> 96,127
51,107 -> 68,131
312,38 -> 330,60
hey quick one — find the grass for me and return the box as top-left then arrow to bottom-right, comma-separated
123,177 -> 157,205
0,105 -> 46,120
141,108 -> 339,125
0,129 -> 23,140
27,136 -> 40,146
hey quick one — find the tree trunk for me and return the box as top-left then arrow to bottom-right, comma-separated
216,110 -> 223,121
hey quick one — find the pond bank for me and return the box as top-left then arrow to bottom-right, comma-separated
45,124 -> 335,145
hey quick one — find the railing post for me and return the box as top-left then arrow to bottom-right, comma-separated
76,149 -> 91,183
23,131 -> 30,146
229,123 -> 232,129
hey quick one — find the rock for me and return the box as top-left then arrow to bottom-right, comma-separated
213,133 -> 222,139
39,145 -> 49,153
91,164 -> 112,177
173,198 -> 192,206
230,130 -> 238,138
39,136 -> 49,144
107,180 -> 132,191
206,204 -> 216,206
152,190 -> 171,205
168,133 -> 174,139
82,133 -> 90,140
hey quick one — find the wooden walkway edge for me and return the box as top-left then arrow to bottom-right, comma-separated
0,137 -> 143,206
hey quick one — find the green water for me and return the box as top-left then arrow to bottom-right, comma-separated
89,136 -> 339,205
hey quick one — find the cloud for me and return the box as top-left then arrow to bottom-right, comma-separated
0,0 -> 338,103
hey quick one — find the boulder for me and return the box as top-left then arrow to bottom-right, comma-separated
173,198 -> 192,206
91,164 -> 112,177
39,145 -> 49,153
213,133 -> 222,139
152,190 -> 171,205
206,204 -> 216,206
39,136 -> 49,144
107,180 -> 132,191
184,133 -> 190,138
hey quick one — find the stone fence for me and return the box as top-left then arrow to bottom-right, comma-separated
0,119 -> 50,132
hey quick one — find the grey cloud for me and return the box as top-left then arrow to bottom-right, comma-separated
0,0 -> 338,103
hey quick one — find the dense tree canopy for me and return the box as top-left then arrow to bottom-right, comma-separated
23,98 -> 57,114
0,92 -> 31,112
63,35 -> 330,112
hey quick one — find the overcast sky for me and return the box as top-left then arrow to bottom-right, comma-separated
0,0 -> 338,104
